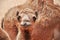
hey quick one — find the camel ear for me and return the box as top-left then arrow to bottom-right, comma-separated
16,11 -> 21,22
16,11 -> 19,16
35,11 -> 38,17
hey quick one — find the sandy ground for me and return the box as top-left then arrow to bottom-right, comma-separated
0,0 -> 60,27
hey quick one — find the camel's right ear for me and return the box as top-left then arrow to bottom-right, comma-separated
1,18 -> 4,28
35,11 -> 38,17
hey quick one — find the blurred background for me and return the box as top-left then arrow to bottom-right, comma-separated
0,0 -> 60,27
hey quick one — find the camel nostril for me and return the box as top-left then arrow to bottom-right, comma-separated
23,23 -> 27,26
21,23 -> 27,26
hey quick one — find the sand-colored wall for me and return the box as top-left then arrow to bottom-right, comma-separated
54,0 -> 60,5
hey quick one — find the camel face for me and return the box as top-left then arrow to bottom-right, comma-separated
16,8 -> 38,28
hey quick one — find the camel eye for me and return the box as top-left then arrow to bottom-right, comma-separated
32,11 -> 38,22
33,16 -> 36,22
17,16 -> 21,22
16,11 -> 21,22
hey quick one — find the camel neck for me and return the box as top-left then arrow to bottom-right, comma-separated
24,30 -> 31,40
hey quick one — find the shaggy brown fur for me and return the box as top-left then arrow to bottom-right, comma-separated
36,0 -> 60,40
2,0 -> 38,40
1,0 -> 60,40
